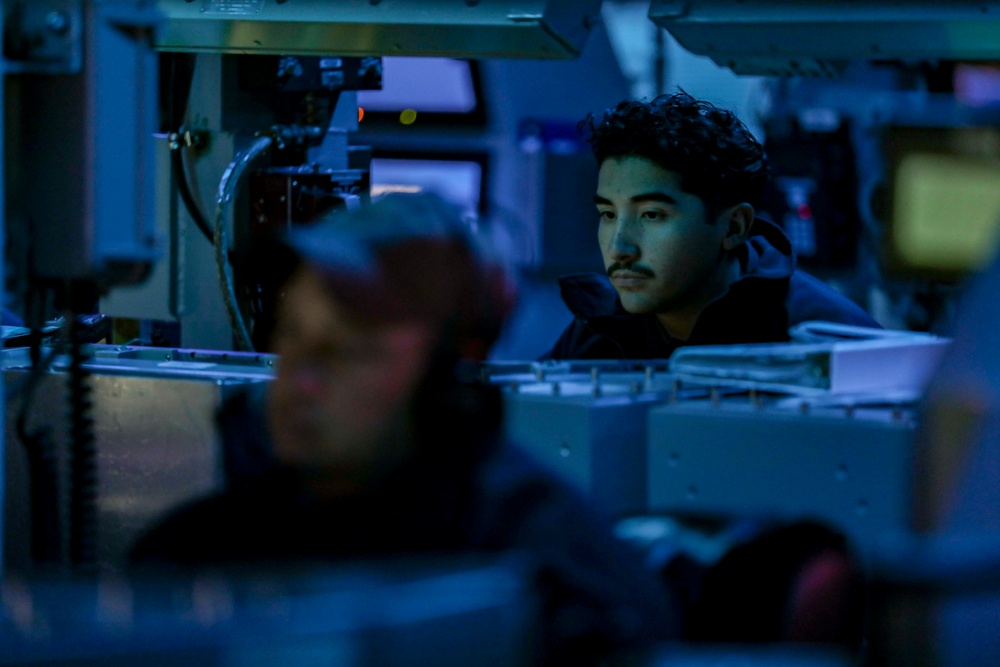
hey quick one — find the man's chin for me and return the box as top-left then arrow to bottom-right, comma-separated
617,294 -> 658,315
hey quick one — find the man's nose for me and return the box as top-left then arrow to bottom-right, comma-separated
609,219 -> 640,261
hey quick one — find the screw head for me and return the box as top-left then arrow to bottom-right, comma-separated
46,11 -> 70,35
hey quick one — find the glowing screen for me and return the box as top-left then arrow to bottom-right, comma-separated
357,58 -> 477,114
370,157 -> 483,221
893,153 -> 1000,273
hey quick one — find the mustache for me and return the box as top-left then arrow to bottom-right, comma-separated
606,262 -> 655,278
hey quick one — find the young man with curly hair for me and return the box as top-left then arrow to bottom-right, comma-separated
542,91 -> 879,360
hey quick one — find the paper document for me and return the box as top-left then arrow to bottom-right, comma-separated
670,321 -> 950,396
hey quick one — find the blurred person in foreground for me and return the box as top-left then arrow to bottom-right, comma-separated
131,192 -> 677,664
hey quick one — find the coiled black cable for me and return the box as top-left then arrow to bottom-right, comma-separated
67,316 -> 97,568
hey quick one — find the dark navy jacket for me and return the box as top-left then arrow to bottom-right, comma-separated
542,219 -> 880,360
131,383 -> 677,664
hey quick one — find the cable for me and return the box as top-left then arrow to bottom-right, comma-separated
172,147 -> 215,244
164,52 -> 220,247
165,52 -> 240,264
215,136 -> 273,352
67,316 -> 97,569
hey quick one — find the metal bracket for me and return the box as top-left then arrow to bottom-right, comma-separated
3,0 -> 82,74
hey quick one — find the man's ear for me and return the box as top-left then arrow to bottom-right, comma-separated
721,203 -> 754,252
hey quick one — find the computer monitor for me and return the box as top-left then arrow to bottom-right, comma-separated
357,57 -> 485,127
884,126 -> 1000,280
369,151 -> 488,223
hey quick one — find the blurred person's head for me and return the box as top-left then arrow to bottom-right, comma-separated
580,90 -> 769,339
266,192 -> 515,496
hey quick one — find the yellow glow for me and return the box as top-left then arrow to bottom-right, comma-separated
894,153 -> 1000,271
399,109 -> 418,125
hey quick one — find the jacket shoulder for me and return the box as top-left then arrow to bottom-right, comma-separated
557,273 -> 620,319
787,271 -> 881,328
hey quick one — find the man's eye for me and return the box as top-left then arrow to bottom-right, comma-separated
598,209 -> 615,222
641,210 -> 667,221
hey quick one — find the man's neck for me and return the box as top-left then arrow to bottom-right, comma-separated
655,255 -> 742,342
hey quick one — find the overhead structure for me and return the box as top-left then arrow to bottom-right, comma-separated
649,0 -> 1000,77
156,0 -> 602,59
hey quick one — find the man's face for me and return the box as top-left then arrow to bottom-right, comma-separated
596,155 -> 730,317
266,265 -> 434,478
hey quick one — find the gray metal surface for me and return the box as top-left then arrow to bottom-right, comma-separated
647,398 -> 917,551
3,346 -> 274,573
504,391 -> 660,518
492,361 -> 677,517
156,0 -> 602,59
650,0 -> 1000,77
8,0 -> 161,282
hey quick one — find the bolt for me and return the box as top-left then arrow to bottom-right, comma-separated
46,11 -> 70,36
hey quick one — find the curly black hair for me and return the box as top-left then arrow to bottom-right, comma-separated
579,90 -> 769,215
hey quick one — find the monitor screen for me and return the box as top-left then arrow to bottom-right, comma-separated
369,154 -> 486,222
885,127 -> 1000,279
357,58 -> 484,126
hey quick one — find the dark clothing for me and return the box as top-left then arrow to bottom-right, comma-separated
131,383 -> 677,664
542,218 -> 880,360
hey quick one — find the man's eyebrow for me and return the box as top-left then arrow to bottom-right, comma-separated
593,192 -> 679,206
631,192 -> 678,205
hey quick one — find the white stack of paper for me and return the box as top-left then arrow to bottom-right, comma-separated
669,321 -> 950,397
